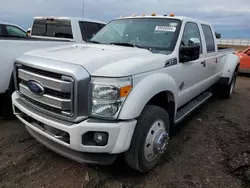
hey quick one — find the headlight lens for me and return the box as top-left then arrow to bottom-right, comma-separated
92,84 -> 119,100
91,77 -> 132,119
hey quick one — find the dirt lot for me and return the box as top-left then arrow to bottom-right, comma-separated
0,76 -> 249,188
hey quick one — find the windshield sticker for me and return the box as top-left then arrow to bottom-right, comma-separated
155,26 -> 176,32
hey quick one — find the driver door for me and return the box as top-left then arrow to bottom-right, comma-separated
176,21 -> 207,107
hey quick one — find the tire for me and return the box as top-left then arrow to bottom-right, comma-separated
0,74 -> 15,119
221,72 -> 237,99
0,92 -> 14,119
213,71 -> 237,99
124,105 -> 170,172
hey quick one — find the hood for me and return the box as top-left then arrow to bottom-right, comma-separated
24,43 -> 170,77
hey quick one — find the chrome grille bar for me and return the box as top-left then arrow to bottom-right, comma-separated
19,84 -> 71,110
18,69 -> 71,92
16,64 -> 74,117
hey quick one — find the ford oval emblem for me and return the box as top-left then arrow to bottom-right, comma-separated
27,80 -> 45,96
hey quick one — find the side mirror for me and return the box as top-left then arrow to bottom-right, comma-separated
180,38 -> 200,62
188,38 -> 201,47
246,51 -> 250,56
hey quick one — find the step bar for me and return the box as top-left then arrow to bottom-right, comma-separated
175,92 -> 213,124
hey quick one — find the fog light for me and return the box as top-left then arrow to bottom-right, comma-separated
94,132 -> 108,146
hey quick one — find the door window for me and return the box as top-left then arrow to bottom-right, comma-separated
99,24 -> 106,29
6,25 -> 26,37
79,21 -> 102,41
201,24 -> 215,53
181,22 -> 202,54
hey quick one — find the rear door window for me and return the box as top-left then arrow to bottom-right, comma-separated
201,24 -> 215,53
32,19 -> 73,39
79,21 -> 103,41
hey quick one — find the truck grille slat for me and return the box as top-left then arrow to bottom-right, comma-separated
18,69 -> 71,92
19,84 -> 71,110
15,64 -> 74,117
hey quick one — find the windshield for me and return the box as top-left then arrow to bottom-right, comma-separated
91,18 -> 181,53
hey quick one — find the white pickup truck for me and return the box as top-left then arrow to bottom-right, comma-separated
0,17 -> 105,116
12,14 -> 239,172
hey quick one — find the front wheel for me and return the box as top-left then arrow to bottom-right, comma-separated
124,105 -> 170,172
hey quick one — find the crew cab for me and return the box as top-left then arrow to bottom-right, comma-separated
12,14 -> 239,172
0,17 -> 106,117
235,47 -> 250,73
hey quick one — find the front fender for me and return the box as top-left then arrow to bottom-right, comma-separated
221,54 -> 240,84
118,73 -> 178,120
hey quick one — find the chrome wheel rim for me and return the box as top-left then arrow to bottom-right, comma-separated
144,119 -> 169,162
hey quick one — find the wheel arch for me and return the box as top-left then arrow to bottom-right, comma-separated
221,54 -> 240,84
118,73 -> 178,121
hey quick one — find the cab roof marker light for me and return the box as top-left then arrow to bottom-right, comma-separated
142,13 -> 146,16
132,14 -> 137,17
151,12 -> 156,16
169,13 -> 175,17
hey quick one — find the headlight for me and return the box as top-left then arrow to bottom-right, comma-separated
91,77 -> 132,119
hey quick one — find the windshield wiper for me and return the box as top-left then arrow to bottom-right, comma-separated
88,40 -> 100,44
110,42 -> 141,48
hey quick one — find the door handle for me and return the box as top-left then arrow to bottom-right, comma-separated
201,61 -> 206,67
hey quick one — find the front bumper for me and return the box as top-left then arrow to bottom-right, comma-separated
12,92 -> 137,164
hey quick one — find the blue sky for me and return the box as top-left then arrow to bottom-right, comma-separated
1,0 -> 250,39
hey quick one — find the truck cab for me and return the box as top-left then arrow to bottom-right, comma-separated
12,14 -> 239,172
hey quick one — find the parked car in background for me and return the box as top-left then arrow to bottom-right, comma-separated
12,14 -> 239,172
30,16 -> 106,42
235,47 -> 250,73
0,16 -> 106,117
0,22 -> 26,37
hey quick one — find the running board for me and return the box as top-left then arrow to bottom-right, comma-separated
175,92 -> 213,124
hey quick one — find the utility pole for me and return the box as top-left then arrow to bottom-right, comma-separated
82,0 -> 84,18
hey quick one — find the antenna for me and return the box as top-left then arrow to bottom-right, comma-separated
81,0 -> 84,18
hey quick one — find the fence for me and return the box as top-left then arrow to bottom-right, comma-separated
216,38 -> 250,46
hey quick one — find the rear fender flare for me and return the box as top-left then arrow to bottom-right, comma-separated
221,54 -> 240,84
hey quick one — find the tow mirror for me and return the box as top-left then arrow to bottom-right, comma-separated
179,38 -> 200,62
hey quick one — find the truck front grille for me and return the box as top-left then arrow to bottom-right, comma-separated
15,64 -> 74,117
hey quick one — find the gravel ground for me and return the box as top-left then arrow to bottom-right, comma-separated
0,76 -> 249,188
